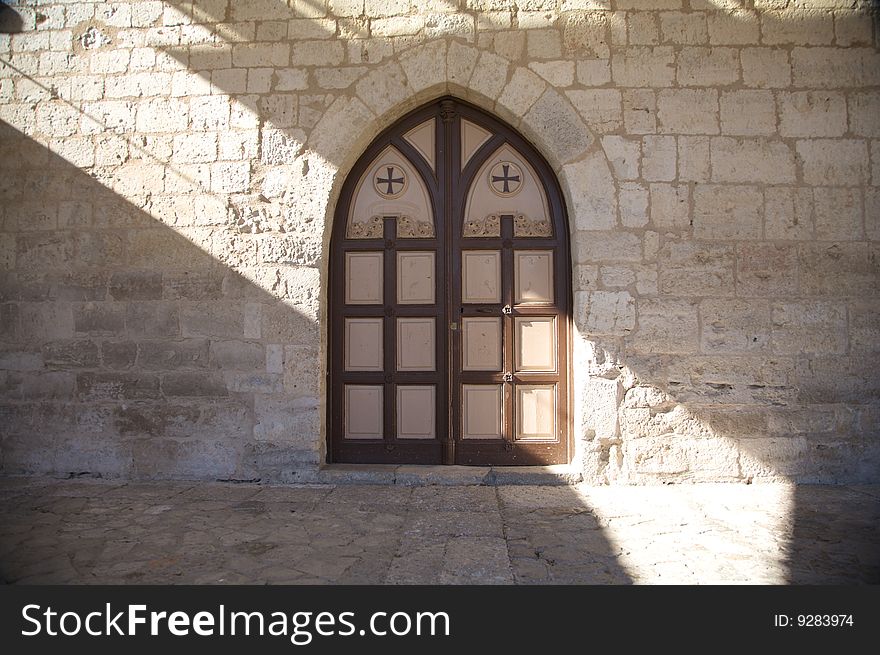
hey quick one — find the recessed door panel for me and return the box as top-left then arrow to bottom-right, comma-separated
515,251 -> 554,304
345,252 -> 383,304
396,317 -> 435,372
344,385 -> 383,439
462,250 -> 501,304
397,251 -> 435,305
516,385 -> 556,440
462,385 -> 503,439
397,385 -> 436,439
515,317 -> 557,372
344,318 -> 383,371
462,317 -> 502,371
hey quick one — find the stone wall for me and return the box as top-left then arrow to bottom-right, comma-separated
1,0 -> 878,484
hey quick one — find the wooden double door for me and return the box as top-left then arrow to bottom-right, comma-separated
329,98 -> 571,466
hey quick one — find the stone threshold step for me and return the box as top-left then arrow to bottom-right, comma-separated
314,463 -> 582,486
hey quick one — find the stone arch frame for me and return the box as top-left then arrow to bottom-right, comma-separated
313,40 -> 610,466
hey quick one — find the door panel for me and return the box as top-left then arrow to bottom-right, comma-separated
331,98 -> 570,466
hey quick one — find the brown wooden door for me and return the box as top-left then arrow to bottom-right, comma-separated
329,98 -> 570,466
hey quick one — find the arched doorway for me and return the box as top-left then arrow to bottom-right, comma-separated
329,97 -> 571,466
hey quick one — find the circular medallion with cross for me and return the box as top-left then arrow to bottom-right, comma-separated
488,161 -> 523,197
373,163 -> 408,199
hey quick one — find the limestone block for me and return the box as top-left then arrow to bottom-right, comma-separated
307,96 -> 373,164
567,89 -> 621,133
254,395 -> 320,443
190,95 -> 230,131
399,40 -> 447,94
740,47 -> 790,88
41,340 -> 99,369
736,243 -> 798,297
771,301 -> 847,355
793,354 -> 880,405
677,136 -> 710,182
283,345 -> 319,397
600,266 -> 636,288
126,303 -> 180,338
677,47 -> 739,87
761,10 -> 834,45
813,187 -> 863,241
641,135 -> 676,181
260,300 -> 318,345
77,371 -> 161,401
868,187 -> 880,240
575,290 -> 635,335
849,302 -> 880,354
632,299 -> 701,356
498,67 -> 546,117
797,139 -> 869,187
778,91 -> 847,138
527,29 -> 562,59
560,152 -> 617,230
693,185 -> 762,240
529,61 -> 575,87
719,90 -> 775,136
657,88 -> 719,135
580,377 -> 622,440
575,232 -> 642,263
468,51 -> 509,102
622,89 -> 656,134
834,12 -> 874,47
660,11 -> 707,45
711,137 -> 795,184
447,41 -> 479,87
559,10 -> 609,58
137,339 -> 210,370
601,135 -> 640,180
650,183 -> 689,231
108,271 -> 163,301
611,46 -> 676,87
848,92 -> 880,138
524,88 -> 592,164
764,187 -> 813,241
628,12 -> 659,46
73,302 -> 125,334
180,303 -> 243,338
291,40 -> 343,66
619,183 -> 648,228
799,242 -> 877,297
706,10 -> 759,45
700,299 -> 771,354
571,60 -> 608,91
162,371 -> 228,397
792,47 -> 880,89
658,241 -> 735,296
625,435 -> 742,481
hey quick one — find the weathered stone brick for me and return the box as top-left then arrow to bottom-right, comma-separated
630,298 -> 700,354
849,302 -> 880,354
764,187 -> 814,241
848,92 -> 880,138
73,302 -> 125,334
42,340 -> 99,369
619,183 -> 648,228
761,10 -> 834,46
622,89 -> 656,134
799,242 -> 877,297
161,371 -> 228,397
641,135 -> 676,181
576,290 -> 635,336
771,302 -> 847,355
658,241 -> 735,296
711,137 -> 795,184
813,187 -> 863,241
791,47 -> 880,88
138,339 -> 209,370
736,244 -> 798,297
210,340 -> 265,370
179,303 -> 243,339
707,10 -> 759,45
693,185 -> 763,240
650,183 -> 689,231
77,372 -> 161,401
657,89 -> 718,135
108,271 -> 163,301
524,89 -> 592,164
611,46 -> 675,87
778,91 -> 847,138
576,232 -> 642,263
701,299 -> 771,354
677,136 -> 710,182
660,12 -> 707,45
567,89 -> 621,133
740,47 -> 790,88
797,139 -> 870,187
677,47 -> 739,87
601,136 -> 640,180
719,90 -> 775,136
101,341 -> 137,370
125,303 -> 179,338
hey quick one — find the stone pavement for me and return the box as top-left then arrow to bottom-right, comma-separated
0,476 -> 877,585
